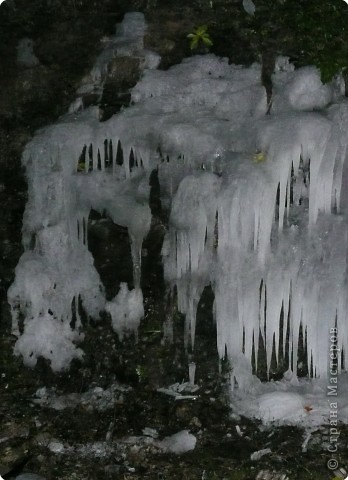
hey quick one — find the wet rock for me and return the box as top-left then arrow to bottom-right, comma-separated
0,444 -> 31,477
16,38 -> 40,68
0,421 -> 30,443
142,427 -> 159,438
189,416 -> 202,428
107,56 -> 140,87
99,56 -> 141,120
14,65 -> 63,124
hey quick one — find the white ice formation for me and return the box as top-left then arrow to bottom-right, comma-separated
8,10 -> 348,409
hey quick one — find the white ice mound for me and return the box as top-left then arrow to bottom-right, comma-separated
13,312 -> 84,372
106,283 -> 144,340
158,430 -> 197,454
257,392 -> 305,423
272,65 -> 335,112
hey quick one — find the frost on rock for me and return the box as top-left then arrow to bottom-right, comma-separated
8,9 -> 348,406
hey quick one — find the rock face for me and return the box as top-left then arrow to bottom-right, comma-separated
16,37 -> 40,68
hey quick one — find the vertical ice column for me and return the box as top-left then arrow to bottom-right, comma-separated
163,172 -> 220,348
8,118 -> 107,371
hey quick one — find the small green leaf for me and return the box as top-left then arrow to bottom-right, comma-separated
202,36 -> 213,47
187,25 -> 213,51
190,36 -> 200,50
195,25 -> 207,35
253,151 -> 266,163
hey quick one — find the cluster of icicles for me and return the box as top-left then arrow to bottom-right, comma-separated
8,13 -> 348,388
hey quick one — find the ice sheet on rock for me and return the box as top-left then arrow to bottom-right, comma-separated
131,56 -> 266,159
130,55 -> 266,167
132,55 -> 263,103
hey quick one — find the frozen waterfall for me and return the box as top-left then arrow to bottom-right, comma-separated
7,12 -> 348,414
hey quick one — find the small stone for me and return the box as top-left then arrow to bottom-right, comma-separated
48,441 -> 65,454
142,427 -> 158,438
256,470 -> 289,480
251,448 -> 272,461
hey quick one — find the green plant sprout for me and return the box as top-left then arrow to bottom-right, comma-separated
253,151 -> 266,163
77,162 -> 86,172
135,364 -> 148,382
187,25 -> 213,51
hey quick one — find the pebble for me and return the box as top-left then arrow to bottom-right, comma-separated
251,448 -> 272,461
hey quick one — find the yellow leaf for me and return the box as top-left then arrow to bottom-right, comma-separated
253,151 -> 266,163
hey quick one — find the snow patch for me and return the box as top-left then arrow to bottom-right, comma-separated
158,430 -> 197,454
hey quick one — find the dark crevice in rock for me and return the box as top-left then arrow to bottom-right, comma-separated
87,210 -> 134,300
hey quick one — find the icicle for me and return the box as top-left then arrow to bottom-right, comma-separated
188,362 -> 196,385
